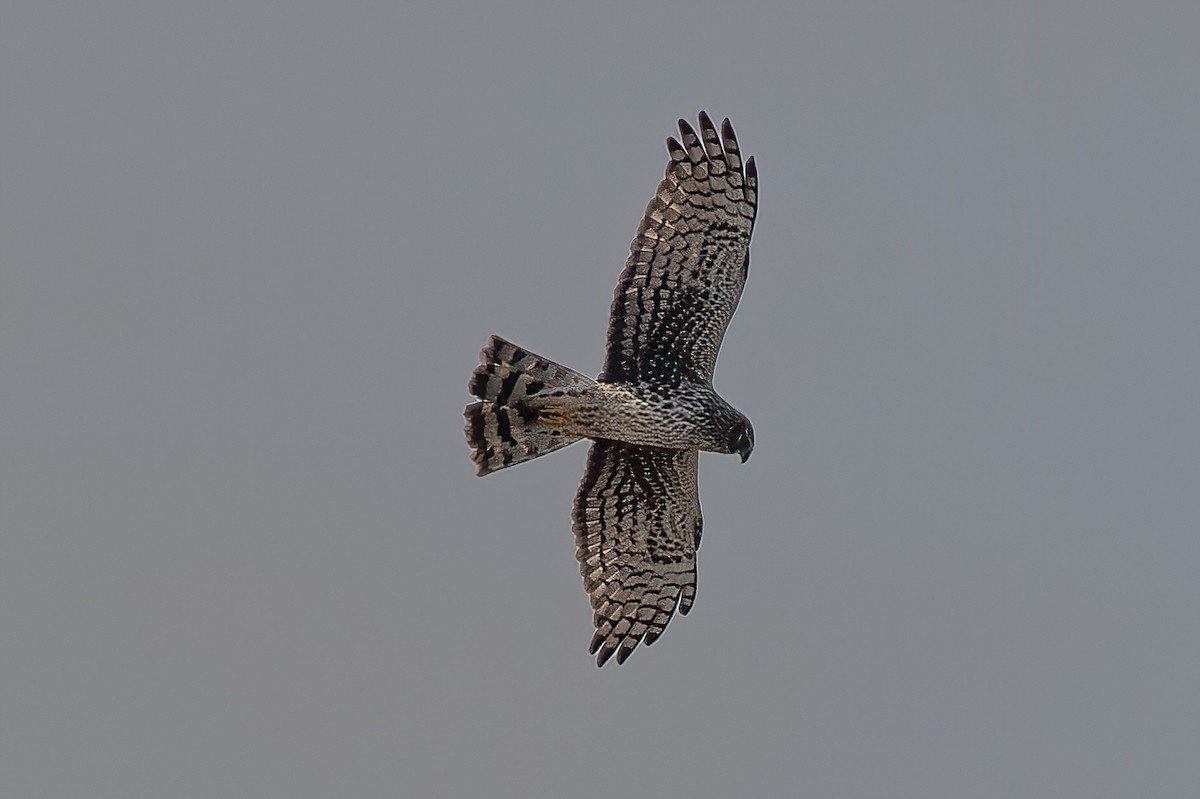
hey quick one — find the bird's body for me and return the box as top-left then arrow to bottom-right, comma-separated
520,381 -> 748,452
465,113 -> 758,665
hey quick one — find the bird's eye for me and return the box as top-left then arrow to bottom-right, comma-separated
728,425 -> 744,448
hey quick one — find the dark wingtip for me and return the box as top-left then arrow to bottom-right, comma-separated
594,642 -> 618,667
468,369 -> 489,400
463,402 -> 492,476
718,118 -> 743,169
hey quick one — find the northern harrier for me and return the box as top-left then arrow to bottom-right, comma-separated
465,113 -> 758,665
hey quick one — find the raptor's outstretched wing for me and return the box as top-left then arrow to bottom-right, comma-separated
601,112 -> 758,387
572,441 -> 702,666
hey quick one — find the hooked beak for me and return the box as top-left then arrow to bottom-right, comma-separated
738,437 -> 753,464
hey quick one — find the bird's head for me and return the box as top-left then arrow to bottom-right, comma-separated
726,416 -> 755,463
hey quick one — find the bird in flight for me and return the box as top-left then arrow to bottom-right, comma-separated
465,112 -> 758,665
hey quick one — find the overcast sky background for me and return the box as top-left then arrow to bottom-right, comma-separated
3,2 -> 1199,797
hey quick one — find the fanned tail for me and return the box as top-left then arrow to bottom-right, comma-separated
464,336 -> 594,476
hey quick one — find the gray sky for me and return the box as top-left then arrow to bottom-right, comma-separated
3,2 -> 1199,797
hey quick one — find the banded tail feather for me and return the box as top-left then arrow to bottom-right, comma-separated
464,336 -> 594,476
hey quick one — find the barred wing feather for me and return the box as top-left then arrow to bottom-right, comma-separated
572,441 -> 702,666
601,112 -> 758,387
